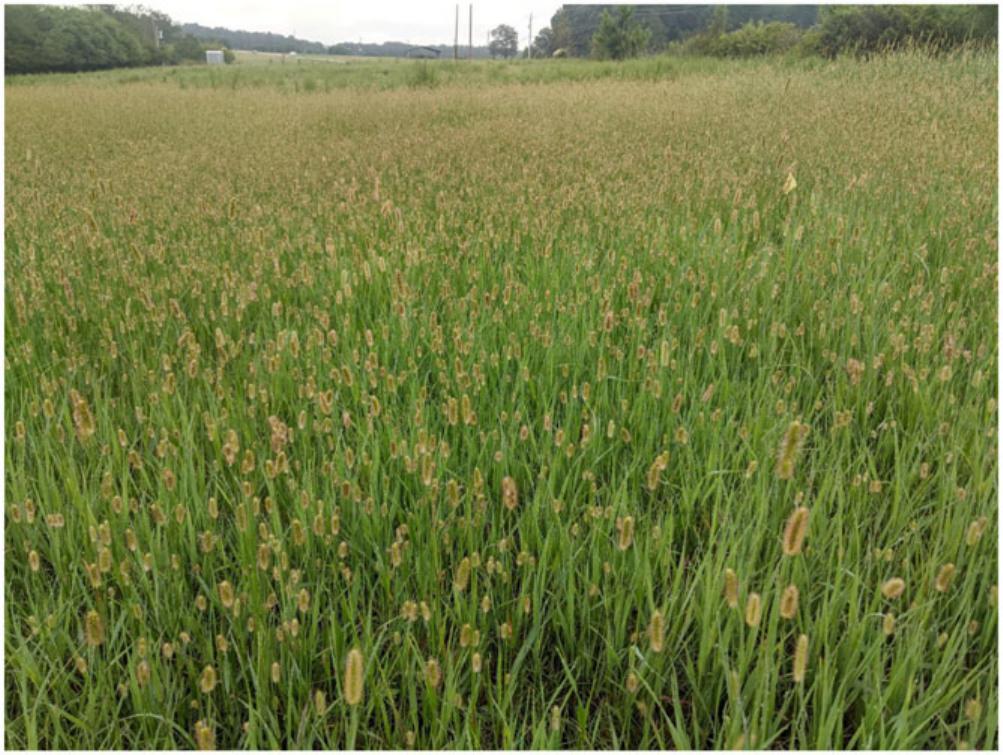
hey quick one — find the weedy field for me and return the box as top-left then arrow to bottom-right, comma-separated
4,51 -> 998,750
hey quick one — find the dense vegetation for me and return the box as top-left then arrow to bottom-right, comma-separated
547,5 -> 820,57
182,23 -> 327,56
5,49 -> 997,750
5,5 -> 230,75
809,5 -> 999,57
539,4 -> 997,60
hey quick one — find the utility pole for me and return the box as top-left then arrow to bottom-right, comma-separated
528,13 -> 533,58
468,4 -> 473,59
454,4 -> 459,60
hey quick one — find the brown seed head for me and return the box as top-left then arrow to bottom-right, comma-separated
782,507 -> 810,556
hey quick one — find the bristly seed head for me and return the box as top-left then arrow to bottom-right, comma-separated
934,563 -> 956,593
724,568 -> 739,609
745,592 -> 762,627
780,584 -> 799,619
881,577 -> 906,599
793,634 -> 809,683
648,610 -> 665,653
782,507 -> 810,556
343,647 -> 364,706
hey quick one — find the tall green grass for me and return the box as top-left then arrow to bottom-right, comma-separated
4,49 -> 997,749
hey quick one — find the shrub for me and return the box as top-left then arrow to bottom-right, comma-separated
710,21 -> 803,57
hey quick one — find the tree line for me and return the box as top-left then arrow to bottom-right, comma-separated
182,23 -> 327,55
5,5 -> 233,75
534,4 -> 997,60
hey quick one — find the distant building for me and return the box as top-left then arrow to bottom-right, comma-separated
206,50 -> 225,65
405,46 -> 441,59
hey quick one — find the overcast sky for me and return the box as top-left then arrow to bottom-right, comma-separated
131,1 -> 568,47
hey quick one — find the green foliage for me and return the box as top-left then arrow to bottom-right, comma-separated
169,34 -> 209,63
591,7 -> 651,60
551,5 -> 819,57
675,4 -> 996,59
531,27 -> 555,58
5,5 -> 149,74
815,5 -> 997,57
4,5 -> 215,75
489,24 -> 519,59
691,21 -> 805,58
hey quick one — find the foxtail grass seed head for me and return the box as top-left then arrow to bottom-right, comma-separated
780,584 -> 799,619
84,610 -> 104,647
965,698 -> 982,721
217,580 -> 234,608
775,421 -> 809,480
501,476 -> 518,511
882,613 -> 896,636
453,557 -> 471,591
881,577 -> 906,599
297,588 -> 311,613
934,563 -> 956,592
425,657 -> 442,690
724,568 -> 739,608
626,671 -> 640,694
745,593 -> 762,627
460,623 -> 480,647
782,507 -> 810,556
783,171 -> 798,195
194,720 -> 215,751
793,634 -> 809,683
199,665 -> 217,694
648,610 -> 665,653
343,647 -> 364,706
966,516 -> 988,546
617,516 -> 635,551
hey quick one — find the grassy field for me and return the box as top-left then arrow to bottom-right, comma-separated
3,52 -> 814,93
4,50 -> 998,749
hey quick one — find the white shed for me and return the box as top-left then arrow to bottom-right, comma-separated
206,50 -> 225,65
